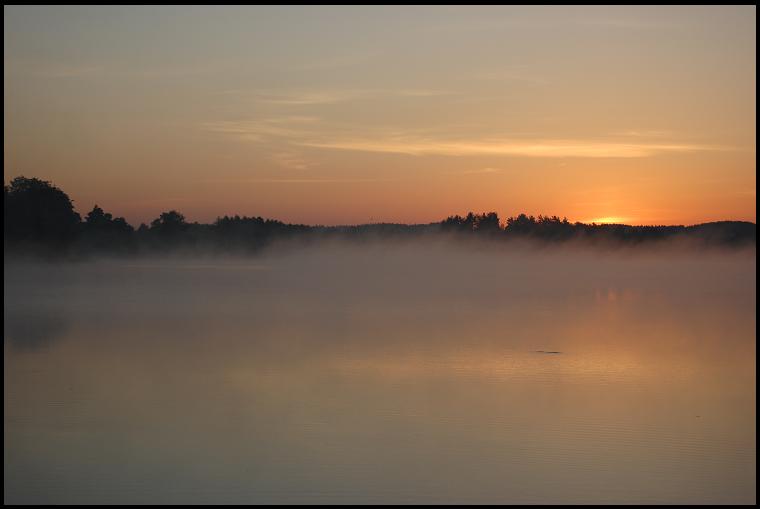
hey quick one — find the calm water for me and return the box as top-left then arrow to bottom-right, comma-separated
4,244 -> 756,504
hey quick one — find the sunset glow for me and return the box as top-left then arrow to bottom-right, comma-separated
4,7 -> 756,505
587,217 -> 627,225
4,5 -> 756,226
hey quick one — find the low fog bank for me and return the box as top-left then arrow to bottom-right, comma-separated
6,224 -> 756,343
6,237 -> 756,317
4,238 -> 755,376
4,224 -> 758,265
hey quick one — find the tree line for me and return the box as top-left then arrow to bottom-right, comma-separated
4,176 -> 756,257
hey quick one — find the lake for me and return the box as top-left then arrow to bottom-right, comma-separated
4,243 -> 756,504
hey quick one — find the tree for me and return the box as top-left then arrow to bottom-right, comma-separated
473,212 -> 500,233
504,213 -> 536,235
85,205 -> 111,226
4,176 -> 81,248
85,205 -> 132,233
81,204 -> 134,253
150,210 -> 187,235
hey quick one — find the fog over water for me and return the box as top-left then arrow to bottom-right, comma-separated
4,241 -> 756,504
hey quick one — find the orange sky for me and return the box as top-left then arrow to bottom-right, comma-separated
4,6 -> 756,226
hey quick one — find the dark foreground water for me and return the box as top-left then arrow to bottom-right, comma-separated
4,244 -> 756,504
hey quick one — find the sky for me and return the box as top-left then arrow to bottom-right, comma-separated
3,5 -> 756,226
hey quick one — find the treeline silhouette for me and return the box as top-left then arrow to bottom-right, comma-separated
4,176 -> 756,257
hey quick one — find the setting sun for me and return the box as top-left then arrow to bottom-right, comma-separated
586,217 -> 628,225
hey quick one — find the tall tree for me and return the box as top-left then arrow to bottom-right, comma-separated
4,176 -> 81,248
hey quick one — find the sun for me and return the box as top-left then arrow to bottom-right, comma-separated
587,216 -> 627,225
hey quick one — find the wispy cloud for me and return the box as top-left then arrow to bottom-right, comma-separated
223,88 -> 451,106
299,137 -> 719,158
202,177 -> 394,184
612,129 -> 673,138
254,90 -> 366,105
270,152 -> 316,170
201,116 -> 318,141
203,116 -> 726,159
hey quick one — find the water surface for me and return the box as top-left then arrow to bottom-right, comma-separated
4,244 -> 756,504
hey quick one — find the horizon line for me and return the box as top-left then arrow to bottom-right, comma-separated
131,213 -> 757,230
4,175 -> 756,231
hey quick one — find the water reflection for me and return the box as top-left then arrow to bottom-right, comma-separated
4,309 -> 70,351
3,247 -> 756,504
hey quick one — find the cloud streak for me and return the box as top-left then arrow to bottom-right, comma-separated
298,138 -> 719,158
224,88 -> 452,106
204,117 -> 726,159
270,152 -> 316,170
202,177 -> 394,184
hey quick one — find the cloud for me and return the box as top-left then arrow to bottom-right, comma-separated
299,137 -> 718,158
612,129 -> 673,138
203,116 -> 726,159
223,88 -> 452,106
254,90 -> 367,105
202,178 -> 393,184
201,116 -> 318,141
270,152 -> 315,170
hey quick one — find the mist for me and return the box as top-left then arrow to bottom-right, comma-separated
4,240 -> 756,504
5,238 -> 757,331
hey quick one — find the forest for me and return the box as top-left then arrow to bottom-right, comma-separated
4,176 -> 756,257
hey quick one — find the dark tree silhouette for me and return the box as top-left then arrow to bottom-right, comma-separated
474,212 -> 500,233
139,210 -> 191,250
85,205 -> 132,233
504,213 -> 536,235
441,212 -> 500,234
3,175 -> 756,257
150,210 -> 188,234
81,204 -> 135,253
4,176 -> 81,250
212,215 -> 305,252
441,214 -> 469,232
